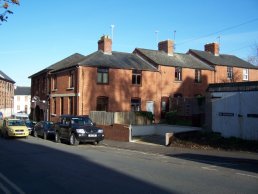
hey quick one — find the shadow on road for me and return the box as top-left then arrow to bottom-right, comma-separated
168,153 -> 258,173
0,138 -> 173,194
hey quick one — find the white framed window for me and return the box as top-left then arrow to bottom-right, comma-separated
243,69 -> 249,81
195,69 -> 202,83
175,67 -> 182,81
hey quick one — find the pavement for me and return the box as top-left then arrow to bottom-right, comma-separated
101,139 -> 258,161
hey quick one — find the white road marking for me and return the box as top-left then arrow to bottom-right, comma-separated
0,182 -> 11,194
202,166 -> 218,171
0,172 -> 26,194
236,173 -> 258,179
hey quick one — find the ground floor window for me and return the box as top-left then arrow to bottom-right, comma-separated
69,97 -> 73,115
131,98 -> 141,111
96,96 -> 108,111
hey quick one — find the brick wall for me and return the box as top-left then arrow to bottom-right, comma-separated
97,124 -> 130,142
215,66 -> 258,83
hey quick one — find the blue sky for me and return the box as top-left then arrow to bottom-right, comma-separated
1,0 -> 258,86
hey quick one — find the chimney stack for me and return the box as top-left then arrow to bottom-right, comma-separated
98,35 -> 112,54
158,40 -> 174,56
204,42 -> 219,56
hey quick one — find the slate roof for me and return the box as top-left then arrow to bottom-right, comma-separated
0,70 -> 15,83
14,86 -> 31,95
135,48 -> 214,70
78,50 -> 157,71
189,49 -> 258,69
29,53 -> 85,77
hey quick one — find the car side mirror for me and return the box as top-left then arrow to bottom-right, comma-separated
92,122 -> 96,126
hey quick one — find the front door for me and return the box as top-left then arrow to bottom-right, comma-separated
161,97 -> 169,119
146,101 -> 154,114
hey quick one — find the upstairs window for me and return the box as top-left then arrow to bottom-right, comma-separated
132,70 -> 142,85
97,68 -> 109,84
131,98 -> 141,111
69,71 -> 75,88
175,67 -> 182,81
227,67 -> 233,80
243,69 -> 249,81
53,75 -> 57,90
195,69 -> 202,83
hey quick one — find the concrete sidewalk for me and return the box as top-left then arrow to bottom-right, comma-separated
101,139 -> 258,161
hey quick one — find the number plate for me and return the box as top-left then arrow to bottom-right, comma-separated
88,134 -> 97,137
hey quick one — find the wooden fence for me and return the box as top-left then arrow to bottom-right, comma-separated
90,111 -> 152,125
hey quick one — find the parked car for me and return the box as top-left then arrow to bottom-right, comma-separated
0,118 -> 29,138
33,121 -> 55,140
25,120 -> 36,135
54,115 -> 104,146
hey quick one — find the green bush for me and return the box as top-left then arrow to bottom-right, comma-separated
165,111 -> 177,124
135,111 -> 154,122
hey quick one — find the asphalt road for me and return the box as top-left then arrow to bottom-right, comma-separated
0,136 -> 257,194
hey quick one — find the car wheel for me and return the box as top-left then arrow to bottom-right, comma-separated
4,131 -> 9,139
69,133 -> 79,146
33,131 -> 37,137
93,141 -> 99,145
55,132 -> 60,143
43,132 -> 47,140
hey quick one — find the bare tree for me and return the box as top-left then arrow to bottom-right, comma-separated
247,43 -> 258,66
0,0 -> 19,24
220,69 -> 242,83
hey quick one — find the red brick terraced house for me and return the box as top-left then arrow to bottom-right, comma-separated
29,36 -> 258,123
29,53 -> 85,121
188,42 -> 258,83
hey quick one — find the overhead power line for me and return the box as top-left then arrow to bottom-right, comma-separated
177,18 -> 258,46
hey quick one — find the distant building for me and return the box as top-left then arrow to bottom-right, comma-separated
14,86 -> 31,116
0,70 -> 15,118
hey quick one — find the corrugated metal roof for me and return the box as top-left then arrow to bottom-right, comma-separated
207,81 -> 258,92
135,48 -> 214,70
189,49 -> 258,69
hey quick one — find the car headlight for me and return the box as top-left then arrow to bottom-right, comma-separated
97,129 -> 103,133
76,129 -> 85,134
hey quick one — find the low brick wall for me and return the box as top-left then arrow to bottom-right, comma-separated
97,124 -> 130,142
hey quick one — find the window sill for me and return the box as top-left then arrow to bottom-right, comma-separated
52,89 -> 58,92
174,80 -> 182,83
132,84 -> 142,87
66,87 -> 74,91
97,83 -> 109,85
51,114 -> 57,117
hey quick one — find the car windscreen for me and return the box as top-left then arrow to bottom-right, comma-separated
71,117 -> 93,126
8,120 -> 26,126
46,122 -> 54,129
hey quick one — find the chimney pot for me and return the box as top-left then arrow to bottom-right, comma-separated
158,40 -> 174,56
204,42 -> 219,56
98,35 -> 112,54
